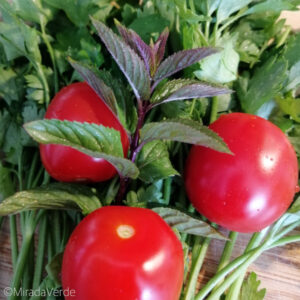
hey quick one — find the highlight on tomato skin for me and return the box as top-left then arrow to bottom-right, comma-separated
61,206 -> 184,300
184,112 -> 299,233
40,82 -> 129,182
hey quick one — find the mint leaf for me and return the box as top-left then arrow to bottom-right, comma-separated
240,272 -> 266,300
238,56 -> 288,114
24,119 -> 139,179
136,140 -> 179,183
140,119 -> 231,154
96,70 -> 138,133
151,79 -> 231,106
0,183 -> 101,216
69,59 -> 118,116
152,207 -> 228,240
92,19 -> 151,101
0,163 -> 14,202
154,48 -> 218,84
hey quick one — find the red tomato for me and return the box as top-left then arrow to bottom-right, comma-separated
62,206 -> 184,300
40,82 -> 129,182
185,113 -> 299,233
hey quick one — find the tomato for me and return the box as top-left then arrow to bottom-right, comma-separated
62,206 -> 184,300
40,82 -> 129,182
185,113 -> 299,233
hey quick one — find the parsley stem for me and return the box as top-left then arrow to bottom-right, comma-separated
163,178 -> 172,205
210,96 -> 219,123
182,237 -> 210,300
0,216 -> 3,230
9,216 -> 19,271
211,231 -> 238,293
225,230 -> 268,300
32,215 -> 47,290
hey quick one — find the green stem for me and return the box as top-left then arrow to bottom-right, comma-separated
195,246 -> 260,300
206,244 -> 267,300
32,215 -> 47,290
0,216 -> 3,230
9,215 -> 19,271
216,231 -> 238,272
225,230 -> 267,300
22,240 -> 34,300
9,230 -> 35,300
269,234 -> 300,249
26,152 -> 39,190
183,237 -> 210,300
53,212 -> 61,252
210,96 -> 219,124
40,17 -> 58,94
163,178 -> 172,205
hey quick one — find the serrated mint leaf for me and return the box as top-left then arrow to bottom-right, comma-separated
152,207 -> 228,240
216,0 -> 252,24
140,119 -> 231,154
154,27 -> 169,69
0,183 -> 101,216
92,19 -> 151,101
240,272 -> 266,300
96,69 -> 138,133
151,79 -> 231,106
24,119 -> 139,179
238,56 -> 288,114
69,59 -> 118,116
136,140 -> 179,183
154,48 -> 218,84
115,20 -> 153,75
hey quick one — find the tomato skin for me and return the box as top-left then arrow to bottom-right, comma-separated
185,113 -> 299,233
62,206 -> 184,300
40,82 -> 129,182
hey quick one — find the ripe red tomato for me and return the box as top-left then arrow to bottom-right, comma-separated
185,113 -> 299,233
62,206 -> 184,300
40,82 -> 129,182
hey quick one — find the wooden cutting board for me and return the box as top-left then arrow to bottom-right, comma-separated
0,218 -> 300,300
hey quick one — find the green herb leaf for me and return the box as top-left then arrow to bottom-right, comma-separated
152,207 -> 228,240
276,95 -> 300,123
24,119 -> 139,179
0,66 -> 19,105
151,79 -> 231,106
238,56 -> 288,114
195,35 -> 239,84
217,0 -> 252,24
240,272 -> 266,300
0,183 -> 101,216
68,58 -> 118,116
140,119 -> 231,154
92,19 -> 151,101
154,48 -> 219,84
136,140 -> 179,183
286,61 -> 300,92
244,0 -> 299,16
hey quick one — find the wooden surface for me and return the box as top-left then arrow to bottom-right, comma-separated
0,217 -> 300,299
